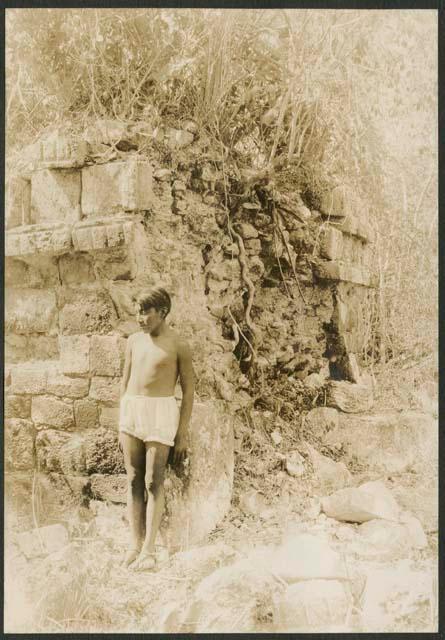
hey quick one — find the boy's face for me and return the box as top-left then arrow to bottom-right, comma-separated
136,305 -> 164,332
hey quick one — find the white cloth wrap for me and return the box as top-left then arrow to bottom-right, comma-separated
119,394 -> 180,446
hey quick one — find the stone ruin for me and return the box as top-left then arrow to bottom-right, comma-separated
4,120 -> 375,547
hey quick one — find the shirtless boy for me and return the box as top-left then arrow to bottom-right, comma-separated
119,287 -> 194,571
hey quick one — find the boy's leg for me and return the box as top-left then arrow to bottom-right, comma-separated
132,441 -> 170,569
120,432 -> 146,566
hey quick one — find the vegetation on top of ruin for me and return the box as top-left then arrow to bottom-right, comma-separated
6,8 -> 437,370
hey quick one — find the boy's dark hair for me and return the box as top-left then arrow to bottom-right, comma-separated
136,287 -> 171,318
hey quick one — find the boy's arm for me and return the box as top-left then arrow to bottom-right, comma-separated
120,335 -> 133,398
173,339 -> 195,465
118,336 -> 132,451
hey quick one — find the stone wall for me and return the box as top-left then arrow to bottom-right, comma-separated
5,121 -> 375,545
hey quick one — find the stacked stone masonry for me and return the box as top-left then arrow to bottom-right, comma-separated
5,128 -> 375,545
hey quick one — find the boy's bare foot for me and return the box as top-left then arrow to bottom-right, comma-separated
123,547 -> 142,567
130,551 -> 156,571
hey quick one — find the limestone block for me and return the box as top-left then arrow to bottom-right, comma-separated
8,334 -> 59,364
285,451 -> 306,477
81,160 -> 153,216
6,177 -> 31,228
306,444 -> 352,492
31,169 -> 81,224
356,519 -> 414,561
324,411 -> 436,474
74,398 -> 99,430
71,226 -> 93,251
179,556 -> 277,633
34,226 -> 73,255
333,296 -> 350,331
59,335 -> 90,375
332,216 -> 374,243
350,237 -> 362,264
39,138 -> 89,168
46,369 -> 90,399
58,253 -> 95,285
177,535 -> 346,632
305,373 -> 325,389
5,232 -> 22,257
90,335 -> 124,376
72,219 -> 131,253
5,288 -> 57,335
399,512 -> 428,548
36,430 -> 86,474
5,395 -> 31,419
32,396 -> 74,429
16,524 -> 69,559
85,428 -> 125,474
5,335 -> 29,363
6,472 -> 90,531
326,380 -> 373,413
93,247 -> 137,281
314,261 -> 373,287
19,231 -> 37,254
340,234 -> 353,263
273,580 -> 352,631
319,185 -> 360,218
90,224 -> 108,249
360,565 -> 434,632
321,480 -> 400,523
303,407 -> 339,439
313,261 -> 341,282
154,168 -> 172,181
5,419 -> 35,471
106,224 -> 126,247
11,364 -> 48,395
59,288 -> 118,335
164,400 -> 234,548
105,282 -> 139,319
89,474 -> 127,502
320,226 -> 343,260
5,256 -> 60,289
99,407 -> 120,430
344,353 -> 361,383
89,376 -> 121,406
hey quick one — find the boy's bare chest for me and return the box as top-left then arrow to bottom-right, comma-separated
133,335 -> 177,371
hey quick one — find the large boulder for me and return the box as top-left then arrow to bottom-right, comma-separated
326,380 -> 373,413
177,556 -> 278,632
273,579 -> 353,632
356,520 -> 416,561
325,411 -> 437,473
306,444 -> 352,492
303,407 -> 339,439
163,400 -> 234,549
253,533 -> 348,583
163,534 -> 349,633
321,480 -> 400,523
360,564 -> 436,632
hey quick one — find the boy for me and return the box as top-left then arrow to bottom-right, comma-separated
119,287 -> 195,570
